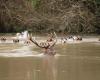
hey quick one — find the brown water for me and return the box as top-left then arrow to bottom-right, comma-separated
0,42 -> 100,80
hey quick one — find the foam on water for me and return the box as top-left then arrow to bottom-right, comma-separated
0,45 -> 100,60
0,45 -> 45,57
0,45 -> 59,58
0,43 -> 61,58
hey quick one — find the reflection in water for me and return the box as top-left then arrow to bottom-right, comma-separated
8,58 -> 34,80
0,55 -> 57,80
42,55 -> 57,80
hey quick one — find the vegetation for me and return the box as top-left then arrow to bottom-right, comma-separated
0,0 -> 100,34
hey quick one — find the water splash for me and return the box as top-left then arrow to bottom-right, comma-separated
0,45 -> 50,57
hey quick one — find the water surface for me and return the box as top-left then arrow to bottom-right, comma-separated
0,42 -> 100,80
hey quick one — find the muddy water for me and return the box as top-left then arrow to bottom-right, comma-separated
0,42 -> 100,80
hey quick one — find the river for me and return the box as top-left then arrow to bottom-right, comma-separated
0,39 -> 100,80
